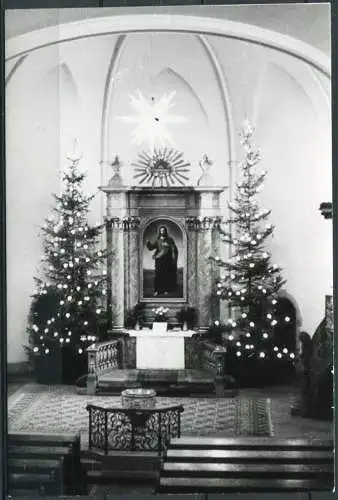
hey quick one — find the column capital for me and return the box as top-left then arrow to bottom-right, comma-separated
185,216 -> 222,231
105,216 -> 141,231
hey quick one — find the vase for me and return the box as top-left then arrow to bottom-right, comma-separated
183,320 -> 188,331
135,320 -> 140,331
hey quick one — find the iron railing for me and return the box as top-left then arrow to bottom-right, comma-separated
86,403 -> 184,456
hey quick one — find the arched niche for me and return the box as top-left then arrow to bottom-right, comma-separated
47,63 -> 82,155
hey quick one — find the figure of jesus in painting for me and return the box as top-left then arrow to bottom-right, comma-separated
146,226 -> 178,296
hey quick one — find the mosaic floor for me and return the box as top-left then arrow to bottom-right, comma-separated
8,384 -> 273,442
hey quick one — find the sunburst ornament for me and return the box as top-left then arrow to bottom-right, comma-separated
116,91 -> 188,151
133,148 -> 190,187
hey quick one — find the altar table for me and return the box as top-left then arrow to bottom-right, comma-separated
128,329 -> 195,369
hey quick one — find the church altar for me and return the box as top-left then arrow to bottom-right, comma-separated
100,182 -> 226,329
128,329 -> 195,369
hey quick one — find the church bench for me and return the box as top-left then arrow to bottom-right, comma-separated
9,432 -> 83,483
7,489 -> 45,497
8,444 -> 71,458
8,446 -> 72,495
9,431 -> 81,455
157,437 -> 333,493
8,458 -> 64,495
8,470 -> 62,496
8,431 -> 81,473
8,436 -> 86,495
9,457 -> 63,474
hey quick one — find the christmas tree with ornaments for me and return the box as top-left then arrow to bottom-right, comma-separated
26,153 -> 110,384
213,121 -> 295,385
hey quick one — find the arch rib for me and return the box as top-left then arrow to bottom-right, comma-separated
6,15 -> 330,79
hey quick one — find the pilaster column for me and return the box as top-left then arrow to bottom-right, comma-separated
194,187 -> 227,326
100,187 -> 128,328
124,217 -> 141,311
186,216 -> 222,327
105,218 -> 113,327
114,218 -> 126,327
185,219 -> 198,307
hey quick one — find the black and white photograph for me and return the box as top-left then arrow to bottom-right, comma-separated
5,3 -> 333,496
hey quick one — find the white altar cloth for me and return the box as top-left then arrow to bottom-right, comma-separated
129,329 -> 195,369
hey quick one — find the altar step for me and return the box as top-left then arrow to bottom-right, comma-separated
157,438 -> 334,493
96,369 -> 221,396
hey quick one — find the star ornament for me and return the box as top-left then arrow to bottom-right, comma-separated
117,90 -> 188,151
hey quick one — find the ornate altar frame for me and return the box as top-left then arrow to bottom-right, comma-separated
100,181 -> 227,328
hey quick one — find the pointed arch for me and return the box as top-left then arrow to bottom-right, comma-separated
154,66 -> 208,125
5,54 -> 29,86
253,60 -> 330,134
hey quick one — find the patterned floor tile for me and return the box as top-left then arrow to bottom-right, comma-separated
8,384 -> 272,437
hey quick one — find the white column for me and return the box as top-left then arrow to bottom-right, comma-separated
101,188 -> 128,328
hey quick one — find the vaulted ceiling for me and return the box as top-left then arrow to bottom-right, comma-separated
5,4 -> 330,57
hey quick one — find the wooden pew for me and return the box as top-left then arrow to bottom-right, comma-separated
8,432 -> 86,495
8,445 -> 72,495
9,432 -> 81,457
8,458 -> 63,496
157,437 -> 333,493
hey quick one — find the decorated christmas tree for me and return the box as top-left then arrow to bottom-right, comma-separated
26,152 -> 110,384
213,121 -> 295,384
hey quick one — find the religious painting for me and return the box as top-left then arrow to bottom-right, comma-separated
142,218 -> 185,300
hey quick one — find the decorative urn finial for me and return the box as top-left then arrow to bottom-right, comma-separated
197,154 -> 215,186
108,155 -> 124,187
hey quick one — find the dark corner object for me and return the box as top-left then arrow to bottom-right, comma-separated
319,202 -> 332,219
